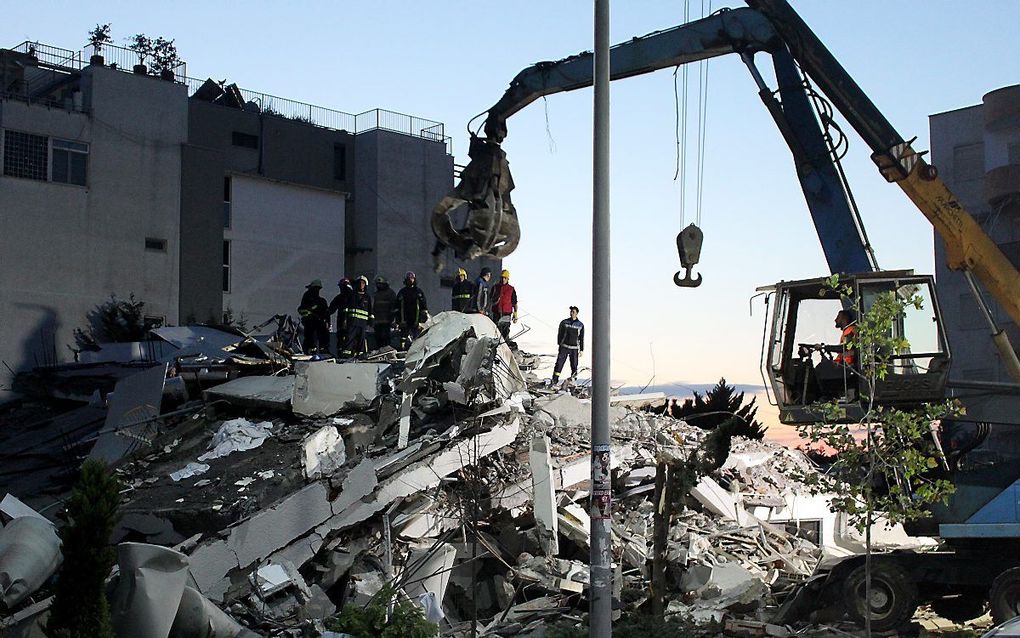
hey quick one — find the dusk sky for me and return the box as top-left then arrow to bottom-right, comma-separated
6,2 -> 1018,416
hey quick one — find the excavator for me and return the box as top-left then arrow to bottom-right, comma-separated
430,0 -> 1020,632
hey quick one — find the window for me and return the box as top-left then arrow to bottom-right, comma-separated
1009,142 -> 1020,166
3,130 -> 48,181
953,143 -> 984,182
223,176 -> 232,228
333,143 -> 347,180
222,240 -> 231,292
783,520 -> 821,545
231,131 -> 259,149
145,237 -> 167,252
52,138 -> 88,185
440,276 -> 455,288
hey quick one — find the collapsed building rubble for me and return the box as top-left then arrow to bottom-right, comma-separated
0,311 -> 916,636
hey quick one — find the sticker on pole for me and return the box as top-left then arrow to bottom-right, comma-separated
591,489 -> 612,520
592,445 -> 611,489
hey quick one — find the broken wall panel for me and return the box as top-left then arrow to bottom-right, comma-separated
292,361 -> 389,417
89,363 -> 169,463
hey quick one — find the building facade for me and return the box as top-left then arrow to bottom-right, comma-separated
930,84 -> 1020,419
1,41 -> 496,379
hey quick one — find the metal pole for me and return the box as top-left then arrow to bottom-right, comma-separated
590,0 -> 612,635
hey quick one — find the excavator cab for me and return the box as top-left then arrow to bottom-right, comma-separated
762,270 -> 950,425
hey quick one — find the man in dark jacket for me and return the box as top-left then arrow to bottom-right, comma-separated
451,268 -> 474,312
329,277 -> 354,355
341,275 -> 373,358
490,269 -> 518,343
395,271 -> 429,348
467,267 -> 492,314
551,305 -> 584,384
372,275 -> 397,350
298,279 -> 330,356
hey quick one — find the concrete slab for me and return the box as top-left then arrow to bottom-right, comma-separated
189,460 -> 377,601
89,363 -> 168,463
292,361 -> 389,417
204,376 -> 294,410
402,542 -> 457,603
530,434 -> 558,556
302,426 -> 347,479
313,418 -> 521,537
0,495 -> 49,524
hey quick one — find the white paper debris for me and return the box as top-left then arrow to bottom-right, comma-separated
170,463 -> 210,482
197,418 -> 275,461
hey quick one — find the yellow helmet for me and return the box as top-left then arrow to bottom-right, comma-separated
501,269 -> 510,279
457,268 -> 467,278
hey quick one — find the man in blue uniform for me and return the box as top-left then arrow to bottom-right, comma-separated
551,305 -> 584,384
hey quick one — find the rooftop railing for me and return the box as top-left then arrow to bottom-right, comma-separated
10,40 -> 187,83
184,77 -> 451,153
6,40 -> 451,153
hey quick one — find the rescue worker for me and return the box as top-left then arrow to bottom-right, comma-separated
329,277 -> 354,354
814,308 -> 858,398
395,271 -> 429,348
372,275 -> 397,350
831,309 -> 857,366
468,267 -> 492,315
451,268 -> 474,312
490,269 -> 518,343
341,275 -> 374,358
551,306 -> 584,384
298,279 -> 330,356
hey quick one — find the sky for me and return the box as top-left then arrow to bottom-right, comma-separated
5,2 -> 1019,410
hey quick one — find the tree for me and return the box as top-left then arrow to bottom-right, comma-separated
794,276 -> 959,634
326,585 -> 438,638
150,37 -> 181,75
45,460 -> 121,638
672,378 -> 767,439
127,34 -> 152,66
651,418 -> 740,617
73,293 -> 151,351
87,24 -> 112,55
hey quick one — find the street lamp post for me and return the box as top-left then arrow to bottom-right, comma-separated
590,0 -> 612,635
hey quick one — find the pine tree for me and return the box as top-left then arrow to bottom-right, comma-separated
673,377 -> 767,439
45,460 -> 121,638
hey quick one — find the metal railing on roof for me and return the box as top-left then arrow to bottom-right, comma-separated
11,41 -> 83,69
184,76 -> 452,154
9,40 -> 187,83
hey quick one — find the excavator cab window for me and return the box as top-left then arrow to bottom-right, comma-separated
856,276 -> 950,405
765,271 -> 950,425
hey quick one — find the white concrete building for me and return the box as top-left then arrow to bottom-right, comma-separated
0,63 -> 187,374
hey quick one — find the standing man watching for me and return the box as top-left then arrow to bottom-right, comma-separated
341,275 -> 373,358
396,271 -> 429,348
372,275 -> 397,350
298,279 -> 330,356
551,306 -> 584,385
490,269 -> 518,343
452,268 -> 474,312
468,267 -> 492,315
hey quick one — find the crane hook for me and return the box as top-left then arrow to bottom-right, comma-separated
674,223 -> 704,288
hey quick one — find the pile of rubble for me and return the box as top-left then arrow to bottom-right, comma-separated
0,311 -> 845,637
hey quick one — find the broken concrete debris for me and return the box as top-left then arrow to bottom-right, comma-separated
0,313 -> 890,635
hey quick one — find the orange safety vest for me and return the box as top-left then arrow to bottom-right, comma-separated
836,324 -> 856,365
